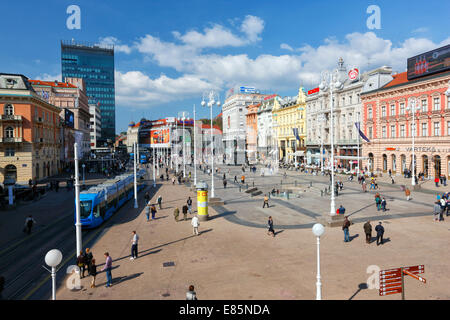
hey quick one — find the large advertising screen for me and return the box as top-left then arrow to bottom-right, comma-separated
64,109 -> 74,128
138,130 -> 151,147
407,44 -> 450,80
150,128 -> 170,147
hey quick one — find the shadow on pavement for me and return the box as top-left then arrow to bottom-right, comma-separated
349,234 -> 359,242
348,283 -> 368,300
209,211 -> 236,220
274,229 -> 284,236
96,272 -> 144,287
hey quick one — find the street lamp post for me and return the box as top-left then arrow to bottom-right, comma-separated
44,249 -> 63,300
193,104 -> 197,186
312,223 -> 325,300
319,68 -> 342,216
74,143 -> 82,257
318,115 -> 325,173
133,142 -> 138,208
407,98 -> 419,186
201,90 -> 220,198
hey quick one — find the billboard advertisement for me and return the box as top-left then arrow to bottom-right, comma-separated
150,128 -> 170,147
138,130 -> 151,147
407,44 -> 450,80
64,109 -> 74,128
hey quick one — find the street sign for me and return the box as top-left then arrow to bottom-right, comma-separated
379,265 -> 426,299
379,288 -> 402,296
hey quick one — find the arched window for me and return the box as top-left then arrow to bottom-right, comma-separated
5,127 -> 14,138
4,104 -> 13,115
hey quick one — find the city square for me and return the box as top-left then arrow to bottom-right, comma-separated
0,0 -> 449,310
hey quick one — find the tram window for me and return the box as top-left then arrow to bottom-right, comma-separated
93,205 -> 100,218
80,201 -> 92,219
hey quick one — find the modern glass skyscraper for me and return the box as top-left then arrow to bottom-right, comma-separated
61,40 -> 115,145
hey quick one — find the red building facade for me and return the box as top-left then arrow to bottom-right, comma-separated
361,71 -> 450,179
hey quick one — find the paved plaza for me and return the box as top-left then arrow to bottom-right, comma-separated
54,165 -> 450,300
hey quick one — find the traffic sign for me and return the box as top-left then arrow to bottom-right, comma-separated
403,265 -> 425,274
403,269 -> 426,283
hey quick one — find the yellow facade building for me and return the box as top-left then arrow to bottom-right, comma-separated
272,87 -> 307,163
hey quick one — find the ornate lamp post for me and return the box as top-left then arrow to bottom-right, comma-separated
201,90 -> 221,198
312,224 -> 325,300
319,68 -> 343,216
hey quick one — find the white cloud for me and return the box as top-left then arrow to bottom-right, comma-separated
112,16 -> 450,109
240,15 -> 264,43
174,24 -> 246,48
99,36 -> 132,54
280,43 -> 294,51
115,71 -> 217,107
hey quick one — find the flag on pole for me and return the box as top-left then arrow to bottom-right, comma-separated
292,128 -> 300,141
355,122 -> 370,142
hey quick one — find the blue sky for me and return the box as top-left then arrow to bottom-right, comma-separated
1,0 -> 449,134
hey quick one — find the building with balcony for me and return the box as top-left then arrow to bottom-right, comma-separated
272,87 -> 307,164
0,73 -> 61,183
29,78 -> 91,164
222,88 -> 270,165
361,69 -> 450,178
305,58 -> 393,168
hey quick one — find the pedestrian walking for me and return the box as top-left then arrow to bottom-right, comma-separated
182,205 -> 188,221
151,204 -> 157,220
172,176 -> 176,185
435,177 -> 439,187
342,217 -> 353,242
191,215 -> 200,235
157,195 -> 163,209
375,222 -> 385,245
405,188 -> 411,201
84,248 -> 93,276
381,197 -> 387,212
186,285 -> 197,300
174,207 -> 180,222
144,192 -> 150,204
263,194 -> 269,208
234,176 -> 237,183
223,179 -> 227,189
363,221 -> 372,244
89,259 -> 97,288
241,175 -> 245,184
130,231 -> 139,260
77,251 -> 86,279
439,197 -> 446,221
362,181 -> 367,192
187,196 -> 193,214
101,252 -> 113,287
23,215 -> 36,235
267,216 -> 275,237
375,194 -> 381,211
145,201 -> 151,222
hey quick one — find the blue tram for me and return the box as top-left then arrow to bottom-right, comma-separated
77,169 -> 147,228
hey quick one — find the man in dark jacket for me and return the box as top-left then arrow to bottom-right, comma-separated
182,205 -> 189,221
342,217 -> 352,242
363,221 -> 372,244
375,222 -> 385,246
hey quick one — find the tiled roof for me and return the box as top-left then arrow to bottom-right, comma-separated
382,72 -> 408,88
29,79 -> 77,88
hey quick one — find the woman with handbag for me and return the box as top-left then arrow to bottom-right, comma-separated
89,259 -> 97,288
76,251 -> 86,279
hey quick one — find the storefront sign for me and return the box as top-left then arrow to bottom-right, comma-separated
307,87 -> 319,95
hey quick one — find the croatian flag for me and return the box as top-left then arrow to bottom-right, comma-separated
355,122 -> 370,143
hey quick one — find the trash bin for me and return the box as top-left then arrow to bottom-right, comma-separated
196,181 -> 209,221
